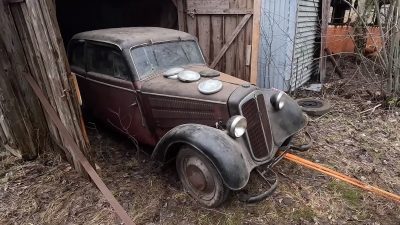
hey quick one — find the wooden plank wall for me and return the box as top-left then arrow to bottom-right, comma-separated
0,0 -> 46,159
179,0 -> 255,81
0,0 -> 91,173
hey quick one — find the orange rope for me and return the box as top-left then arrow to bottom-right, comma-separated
283,153 -> 400,204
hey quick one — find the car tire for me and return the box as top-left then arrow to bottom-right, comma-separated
176,146 -> 229,207
296,98 -> 331,116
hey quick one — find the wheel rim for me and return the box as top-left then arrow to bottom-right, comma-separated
180,156 -> 217,201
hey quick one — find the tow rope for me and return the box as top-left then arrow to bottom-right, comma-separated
24,74 -> 136,225
283,153 -> 400,204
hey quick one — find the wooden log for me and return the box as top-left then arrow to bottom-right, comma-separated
324,48 -> 344,79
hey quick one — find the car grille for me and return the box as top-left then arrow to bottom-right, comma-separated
240,93 -> 273,160
146,95 -> 229,130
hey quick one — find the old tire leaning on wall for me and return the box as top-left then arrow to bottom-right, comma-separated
296,98 -> 331,116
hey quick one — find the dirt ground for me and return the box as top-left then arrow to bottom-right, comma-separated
1,55 -> 399,225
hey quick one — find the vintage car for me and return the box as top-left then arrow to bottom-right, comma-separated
68,27 -> 307,207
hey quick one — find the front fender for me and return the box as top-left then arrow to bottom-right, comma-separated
261,89 -> 307,147
151,124 -> 250,190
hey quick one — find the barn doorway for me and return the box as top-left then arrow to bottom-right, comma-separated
55,0 -> 178,47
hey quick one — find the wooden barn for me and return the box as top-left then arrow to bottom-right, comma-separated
0,0 -> 328,222
55,0 -> 328,90
0,0 -> 331,168
0,0 -> 329,165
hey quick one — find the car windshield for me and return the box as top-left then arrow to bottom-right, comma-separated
131,40 -> 204,79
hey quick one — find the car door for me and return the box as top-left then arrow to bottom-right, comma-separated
85,42 -> 154,144
68,40 -> 91,109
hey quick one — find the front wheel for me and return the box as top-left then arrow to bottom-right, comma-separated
176,146 -> 229,207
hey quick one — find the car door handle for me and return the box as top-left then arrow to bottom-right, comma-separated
129,102 -> 137,108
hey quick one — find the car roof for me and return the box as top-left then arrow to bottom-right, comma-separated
71,27 -> 197,49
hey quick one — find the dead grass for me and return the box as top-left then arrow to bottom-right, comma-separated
1,56 -> 399,224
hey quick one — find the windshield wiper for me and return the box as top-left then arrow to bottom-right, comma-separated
180,45 -> 190,62
151,46 -> 159,67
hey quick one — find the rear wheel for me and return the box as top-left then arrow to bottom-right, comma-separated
176,146 -> 229,207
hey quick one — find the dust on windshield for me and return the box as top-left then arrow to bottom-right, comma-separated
131,40 -> 205,79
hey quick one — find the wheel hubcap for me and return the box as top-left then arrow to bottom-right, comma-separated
186,165 -> 207,191
182,156 -> 216,200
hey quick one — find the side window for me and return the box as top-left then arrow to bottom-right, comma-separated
69,41 -> 85,69
87,43 -> 130,80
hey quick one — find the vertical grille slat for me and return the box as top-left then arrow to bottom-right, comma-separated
240,93 -> 272,160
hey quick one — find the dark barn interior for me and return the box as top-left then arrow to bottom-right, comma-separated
55,0 -> 178,47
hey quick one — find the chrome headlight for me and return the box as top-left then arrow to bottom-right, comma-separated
270,92 -> 285,110
226,116 -> 247,138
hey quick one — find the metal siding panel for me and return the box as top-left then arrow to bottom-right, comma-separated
290,0 -> 319,91
258,0 -> 297,91
258,0 -> 319,91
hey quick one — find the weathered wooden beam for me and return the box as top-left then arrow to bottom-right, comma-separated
325,48 -> 344,79
319,0 -> 330,83
0,0 -> 42,160
0,114 -> 6,145
249,0 -> 260,84
170,0 -> 177,7
210,14 -> 252,68
0,51 -> 37,160
4,144 -> 22,158
177,0 -> 186,31
187,9 -> 253,15
2,0 -> 91,173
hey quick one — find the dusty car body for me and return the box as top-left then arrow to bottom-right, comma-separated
68,27 -> 307,207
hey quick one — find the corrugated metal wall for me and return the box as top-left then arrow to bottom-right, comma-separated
291,0 -> 319,90
258,0 -> 320,91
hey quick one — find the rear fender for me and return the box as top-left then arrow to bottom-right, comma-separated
151,124 -> 250,190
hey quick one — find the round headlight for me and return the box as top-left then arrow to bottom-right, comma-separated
226,116 -> 247,138
270,92 -> 285,110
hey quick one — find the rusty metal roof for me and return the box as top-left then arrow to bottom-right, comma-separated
71,27 -> 196,49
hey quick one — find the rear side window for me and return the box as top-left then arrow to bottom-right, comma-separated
87,43 -> 130,80
69,41 -> 85,69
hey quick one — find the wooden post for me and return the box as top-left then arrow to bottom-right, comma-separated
249,0 -> 260,84
0,0 -> 45,160
0,0 -> 91,174
319,0 -> 330,83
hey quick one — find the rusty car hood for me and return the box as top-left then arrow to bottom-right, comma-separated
139,65 -> 250,103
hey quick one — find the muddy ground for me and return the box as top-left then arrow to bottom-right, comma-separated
1,55 -> 399,224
